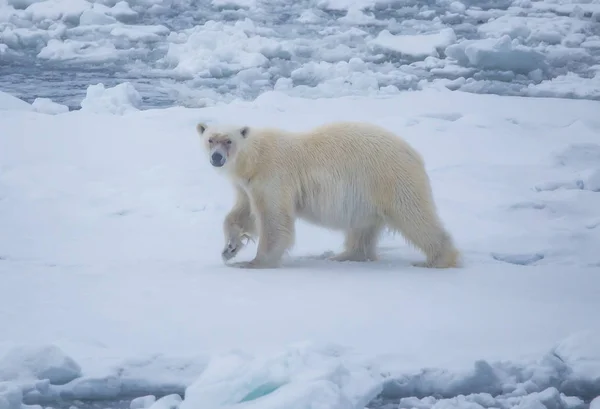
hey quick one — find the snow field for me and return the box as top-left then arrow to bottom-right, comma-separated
1,87 -> 600,408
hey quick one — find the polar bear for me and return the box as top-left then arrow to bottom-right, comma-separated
196,121 -> 460,269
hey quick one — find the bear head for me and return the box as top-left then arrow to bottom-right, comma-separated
196,123 -> 250,169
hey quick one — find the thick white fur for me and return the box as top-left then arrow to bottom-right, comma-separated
196,121 -> 461,269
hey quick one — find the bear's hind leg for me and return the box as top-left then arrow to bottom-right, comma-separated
387,210 -> 460,268
411,229 -> 460,268
330,221 -> 383,262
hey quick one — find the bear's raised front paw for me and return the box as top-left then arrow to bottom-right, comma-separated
221,234 -> 253,263
221,243 -> 239,262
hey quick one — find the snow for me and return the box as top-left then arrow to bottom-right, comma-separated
1,86 -> 600,408
525,72 -> 600,100
131,395 -> 157,409
79,6 -> 118,25
80,82 -> 141,114
445,35 -> 547,74
0,345 -> 81,384
178,344 -> 382,409
108,1 -> 137,20
160,19 -> 276,79
31,97 -> 69,114
370,29 -> 457,59
0,91 -> 34,111
37,38 -> 121,62
23,0 -> 90,23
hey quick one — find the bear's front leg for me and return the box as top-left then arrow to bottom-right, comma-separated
235,188 -> 295,269
222,226 -> 254,262
221,186 -> 256,263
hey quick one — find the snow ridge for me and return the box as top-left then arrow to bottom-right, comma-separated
0,332 -> 598,409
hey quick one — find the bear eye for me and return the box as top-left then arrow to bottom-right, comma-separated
225,140 -> 232,145
208,138 -> 214,144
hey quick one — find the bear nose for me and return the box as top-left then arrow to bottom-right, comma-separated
211,152 -> 225,167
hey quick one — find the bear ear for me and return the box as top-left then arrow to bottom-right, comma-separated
196,122 -> 208,135
240,126 -> 250,138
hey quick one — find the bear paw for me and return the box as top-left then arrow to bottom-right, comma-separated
221,242 -> 240,262
230,258 -> 280,269
221,233 -> 254,262
412,255 -> 460,268
329,252 -> 376,262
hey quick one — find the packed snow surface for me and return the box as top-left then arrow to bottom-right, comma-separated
2,0 -> 600,108
1,87 -> 600,408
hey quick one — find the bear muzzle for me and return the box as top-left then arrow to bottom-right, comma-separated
210,151 -> 226,167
